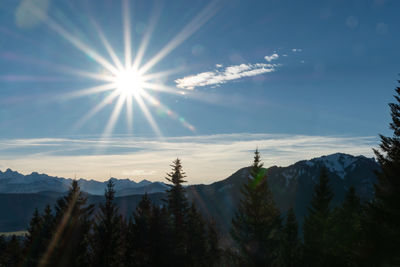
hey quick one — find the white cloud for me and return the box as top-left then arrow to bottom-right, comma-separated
264,53 -> 279,62
175,63 -> 277,90
292,48 -> 302,52
215,64 -> 223,68
0,134 -> 377,184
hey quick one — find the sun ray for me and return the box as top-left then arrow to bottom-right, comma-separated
140,67 -> 182,81
140,90 -> 195,132
126,96 -> 133,133
30,5 -> 119,75
139,0 -> 220,74
103,95 -> 126,138
141,82 -> 183,94
63,83 -> 116,99
0,75 -> 66,82
122,0 -> 132,69
74,90 -> 120,130
132,2 -> 162,70
133,91 -> 162,137
3,51 -> 115,83
90,17 -> 124,71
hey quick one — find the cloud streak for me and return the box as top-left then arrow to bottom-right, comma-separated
175,58 -> 279,90
0,133 -> 377,184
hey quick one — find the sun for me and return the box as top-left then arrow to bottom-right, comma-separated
113,68 -> 144,97
42,0 -> 209,138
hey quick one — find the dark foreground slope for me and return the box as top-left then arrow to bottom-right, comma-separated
0,153 -> 379,232
0,192 -> 165,232
188,153 -> 379,232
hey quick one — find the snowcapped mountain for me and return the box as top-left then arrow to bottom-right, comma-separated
187,153 -> 379,231
0,169 -> 167,195
302,153 -> 368,179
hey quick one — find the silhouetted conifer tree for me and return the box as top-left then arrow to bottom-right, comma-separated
360,81 -> 400,266
24,208 -> 43,266
279,207 -> 302,267
130,193 -> 152,266
148,204 -> 173,266
40,204 -> 54,250
0,235 -> 6,265
92,179 -> 124,267
303,168 -> 334,267
330,187 -> 361,266
231,149 -> 281,266
124,217 -> 136,267
165,158 -> 189,265
3,235 -> 22,267
186,203 -> 208,266
43,180 -> 94,267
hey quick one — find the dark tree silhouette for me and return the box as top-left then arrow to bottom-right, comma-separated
92,179 -> 125,267
361,80 -> 400,266
148,204 -> 173,267
23,208 -> 43,266
303,168 -> 334,267
165,158 -> 189,265
43,180 -> 94,267
279,207 -> 302,267
330,187 -> 362,266
2,235 -> 22,267
186,202 -> 208,266
130,192 -> 153,266
231,149 -> 281,266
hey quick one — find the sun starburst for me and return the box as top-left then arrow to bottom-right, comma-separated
113,68 -> 144,97
21,0 -> 220,141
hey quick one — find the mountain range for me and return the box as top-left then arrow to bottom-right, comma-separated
0,169 -> 167,196
0,153 -> 380,233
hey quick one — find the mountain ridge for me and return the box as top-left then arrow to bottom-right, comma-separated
0,153 -> 380,232
0,168 -> 167,196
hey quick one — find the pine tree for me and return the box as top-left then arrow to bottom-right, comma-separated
92,179 -> 124,267
330,187 -> 362,266
165,158 -> 189,265
3,235 -> 22,267
361,81 -> 400,266
41,180 -> 94,267
303,168 -> 334,267
148,204 -> 173,267
0,235 -> 6,266
186,203 -> 208,266
130,193 -> 153,266
166,158 -> 189,230
231,149 -> 281,266
124,217 -> 136,267
40,204 -> 54,251
24,208 -> 43,267
280,207 -> 302,267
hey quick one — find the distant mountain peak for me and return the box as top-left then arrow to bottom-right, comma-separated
302,153 -> 375,179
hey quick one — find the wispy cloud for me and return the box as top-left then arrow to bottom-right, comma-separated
264,53 -> 279,62
175,57 -> 280,90
292,48 -> 302,52
0,133 -> 377,184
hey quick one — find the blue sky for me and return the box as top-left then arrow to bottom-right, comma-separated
0,0 -> 398,182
